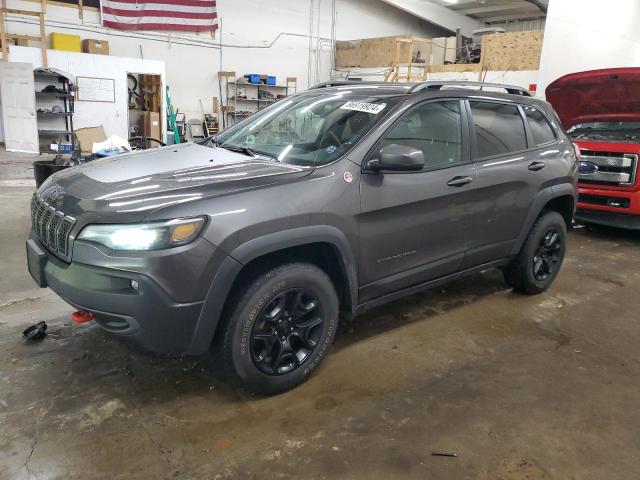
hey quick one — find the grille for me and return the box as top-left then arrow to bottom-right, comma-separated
31,194 -> 76,260
578,151 -> 638,187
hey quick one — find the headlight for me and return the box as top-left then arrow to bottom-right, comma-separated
77,217 -> 206,251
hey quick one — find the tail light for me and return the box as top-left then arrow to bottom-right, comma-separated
572,143 -> 581,159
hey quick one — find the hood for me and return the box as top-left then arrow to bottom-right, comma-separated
39,142 -> 309,220
545,68 -> 640,129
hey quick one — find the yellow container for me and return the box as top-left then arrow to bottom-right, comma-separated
50,33 -> 81,52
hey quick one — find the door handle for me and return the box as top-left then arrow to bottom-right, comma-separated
447,176 -> 473,187
528,161 -> 546,171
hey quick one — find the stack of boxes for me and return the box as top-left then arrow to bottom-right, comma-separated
50,33 -> 109,55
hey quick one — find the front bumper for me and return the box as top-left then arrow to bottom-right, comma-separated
26,234 -> 221,354
576,185 -> 640,230
574,209 -> 640,230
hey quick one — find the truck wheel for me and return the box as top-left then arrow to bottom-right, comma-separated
218,263 -> 338,394
504,211 -> 567,295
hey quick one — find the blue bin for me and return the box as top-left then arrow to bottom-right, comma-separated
267,76 -> 276,85
245,74 -> 260,84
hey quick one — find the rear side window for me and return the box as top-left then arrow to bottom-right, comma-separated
470,102 -> 527,158
523,106 -> 556,145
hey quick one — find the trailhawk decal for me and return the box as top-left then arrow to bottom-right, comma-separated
340,101 -> 386,114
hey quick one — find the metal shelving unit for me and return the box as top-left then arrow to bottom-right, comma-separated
219,71 -> 297,128
34,69 -> 75,153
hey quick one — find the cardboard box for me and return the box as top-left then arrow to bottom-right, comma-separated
82,39 -> 109,55
75,126 -> 107,153
143,112 -> 161,141
50,33 -> 81,52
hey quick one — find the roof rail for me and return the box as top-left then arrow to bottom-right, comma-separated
409,81 -> 531,96
308,81 -> 410,90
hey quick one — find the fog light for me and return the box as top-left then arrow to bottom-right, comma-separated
130,280 -> 139,290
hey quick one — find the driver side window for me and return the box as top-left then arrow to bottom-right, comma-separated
379,100 -> 463,171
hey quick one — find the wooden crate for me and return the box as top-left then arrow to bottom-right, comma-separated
336,35 -> 431,68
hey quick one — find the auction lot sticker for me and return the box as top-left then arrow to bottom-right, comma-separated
340,101 -> 386,114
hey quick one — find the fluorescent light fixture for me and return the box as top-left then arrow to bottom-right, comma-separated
442,0 -> 458,3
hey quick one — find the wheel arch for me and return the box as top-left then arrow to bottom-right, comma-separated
512,183 -> 576,256
185,226 -> 358,355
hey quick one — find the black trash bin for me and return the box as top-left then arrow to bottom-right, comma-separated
33,160 -> 71,188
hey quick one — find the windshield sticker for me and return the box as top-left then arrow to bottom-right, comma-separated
340,101 -> 386,115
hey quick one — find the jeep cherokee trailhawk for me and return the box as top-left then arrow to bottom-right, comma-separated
27,81 -> 578,393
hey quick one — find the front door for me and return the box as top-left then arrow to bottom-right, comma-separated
359,99 -> 476,302
0,62 -> 38,153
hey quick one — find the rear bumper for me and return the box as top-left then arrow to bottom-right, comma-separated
27,234 -> 218,354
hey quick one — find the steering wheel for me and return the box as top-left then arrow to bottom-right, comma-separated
323,130 -> 342,147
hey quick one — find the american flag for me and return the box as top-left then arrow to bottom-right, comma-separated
100,0 -> 218,33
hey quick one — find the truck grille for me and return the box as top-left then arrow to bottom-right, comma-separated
31,194 -> 76,260
578,151 -> 638,187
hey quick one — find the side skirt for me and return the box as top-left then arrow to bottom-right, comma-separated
354,257 -> 512,316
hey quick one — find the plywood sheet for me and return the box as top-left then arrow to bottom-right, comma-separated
482,30 -> 543,71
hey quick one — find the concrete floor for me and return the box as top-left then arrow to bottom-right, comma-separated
1,150 -> 640,480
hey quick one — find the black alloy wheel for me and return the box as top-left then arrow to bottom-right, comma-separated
532,228 -> 562,281
250,288 -> 324,375
503,211 -> 567,295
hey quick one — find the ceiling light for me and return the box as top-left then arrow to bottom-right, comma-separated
442,0 -> 459,4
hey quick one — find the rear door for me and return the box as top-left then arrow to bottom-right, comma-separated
359,99 -> 476,302
462,100 -> 560,267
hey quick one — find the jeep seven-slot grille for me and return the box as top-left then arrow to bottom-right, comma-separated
579,151 -> 638,187
31,194 -> 76,260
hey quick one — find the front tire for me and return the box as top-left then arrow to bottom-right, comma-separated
504,211 -> 567,294
218,263 -> 338,394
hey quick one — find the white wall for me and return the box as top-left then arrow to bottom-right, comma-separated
537,0 -> 640,96
2,0 -> 448,129
8,46 -> 165,141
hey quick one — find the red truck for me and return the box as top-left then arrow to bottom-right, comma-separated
546,68 -> 640,229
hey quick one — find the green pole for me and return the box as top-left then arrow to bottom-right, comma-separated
166,86 -> 181,144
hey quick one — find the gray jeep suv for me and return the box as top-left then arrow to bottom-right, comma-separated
27,81 -> 578,393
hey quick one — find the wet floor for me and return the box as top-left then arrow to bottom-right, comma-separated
2,152 -> 640,479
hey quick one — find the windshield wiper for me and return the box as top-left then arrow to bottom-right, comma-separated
218,143 -> 257,157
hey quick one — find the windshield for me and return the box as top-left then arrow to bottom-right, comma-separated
568,122 -> 640,143
214,93 -> 401,167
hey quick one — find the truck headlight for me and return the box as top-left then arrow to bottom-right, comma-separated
77,217 -> 206,251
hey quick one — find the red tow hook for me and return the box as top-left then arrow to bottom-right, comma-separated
71,310 -> 94,324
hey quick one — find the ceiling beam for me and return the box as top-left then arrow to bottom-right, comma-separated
458,4 -> 535,15
378,0 -> 486,36
483,11 -> 546,23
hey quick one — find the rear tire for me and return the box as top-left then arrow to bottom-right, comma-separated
217,263 -> 338,394
504,211 -> 567,294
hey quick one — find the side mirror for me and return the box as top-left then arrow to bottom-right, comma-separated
367,144 -> 424,172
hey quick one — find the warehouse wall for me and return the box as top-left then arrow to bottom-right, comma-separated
537,0 -> 640,95
1,0 -> 445,136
